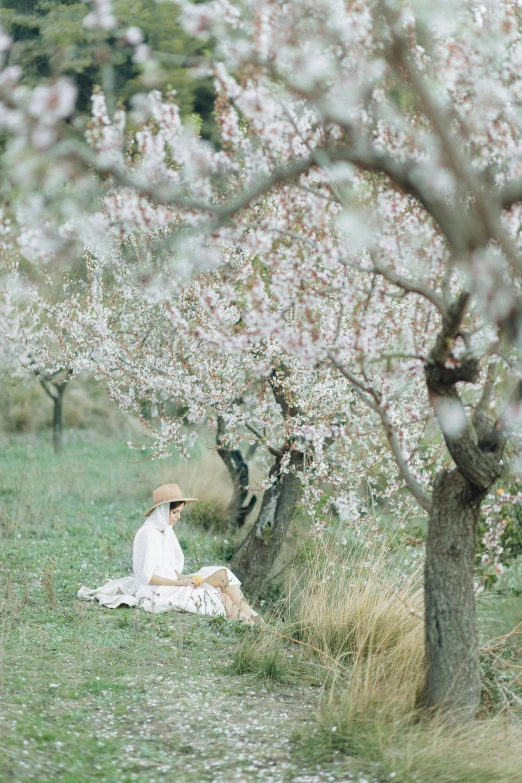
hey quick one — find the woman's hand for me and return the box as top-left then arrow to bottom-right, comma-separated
177,577 -> 196,587
177,577 -> 204,588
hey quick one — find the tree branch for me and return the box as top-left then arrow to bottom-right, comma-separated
243,422 -> 284,459
269,367 -> 301,420
64,133 -> 470,255
472,360 -> 499,442
500,181 -> 522,209
329,145 -> 469,251
38,378 -> 59,401
387,20 -> 522,277
329,354 -> 432,512
64,138 -> 317,220
370,251 -> 446,315
426,294 -> 504,489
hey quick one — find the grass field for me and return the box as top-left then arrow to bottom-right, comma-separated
0,434 -> 366,783
1,433 -> 520,783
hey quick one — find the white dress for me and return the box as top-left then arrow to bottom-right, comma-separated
78,504 -> 241,615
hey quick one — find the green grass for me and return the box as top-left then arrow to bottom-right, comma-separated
1,433 -> 521,783
0,434 -> 357,783
228,631 -> 319,685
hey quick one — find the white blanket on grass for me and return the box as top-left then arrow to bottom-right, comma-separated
78,576 -> 141,609
78,564 -> 240,615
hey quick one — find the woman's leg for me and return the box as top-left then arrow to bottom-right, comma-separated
200,568 -> 229,590
203,569 -> 257,619
220,592 -> 254,624
222,584 -> 256,619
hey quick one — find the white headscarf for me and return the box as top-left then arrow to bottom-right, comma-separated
141,501 -> 185,576
145,502 -> 170,531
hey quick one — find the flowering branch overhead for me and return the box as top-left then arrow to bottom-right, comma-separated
3,0 -> 522,523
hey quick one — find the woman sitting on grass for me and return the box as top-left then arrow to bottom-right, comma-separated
133,484 -> 263,625
80,483 -> 263,624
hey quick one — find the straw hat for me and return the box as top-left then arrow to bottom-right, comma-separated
144,484 -> 198,517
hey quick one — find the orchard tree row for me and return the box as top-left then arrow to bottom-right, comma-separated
2,0 -> 522,718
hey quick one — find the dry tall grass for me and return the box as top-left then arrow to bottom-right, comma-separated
292,537 -> 425,711
285,528 -> 522,783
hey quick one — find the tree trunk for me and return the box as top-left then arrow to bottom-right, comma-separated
36,368 -> 72,455
53,390 -> 64,454
230,451 -> 302,596
422,467 -> 485,718
216,417 -> 257,528
217,446 -> 256,528
421,315 -> 508,718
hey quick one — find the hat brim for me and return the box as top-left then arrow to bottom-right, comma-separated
144,497 -> 198,518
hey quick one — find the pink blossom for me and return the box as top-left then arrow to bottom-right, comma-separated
180,4 -> 219,38
124,26 -> 144,46
29,80 -> 77,124
83,0 -> 116,31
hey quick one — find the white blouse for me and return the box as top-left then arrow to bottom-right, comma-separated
132,523 -> 185,585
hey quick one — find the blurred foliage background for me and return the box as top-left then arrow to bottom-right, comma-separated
0,371 -> 141,436
0,0 -> 217,138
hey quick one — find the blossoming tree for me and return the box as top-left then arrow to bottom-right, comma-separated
0,275 -> 74,451
4,0 -> 522,719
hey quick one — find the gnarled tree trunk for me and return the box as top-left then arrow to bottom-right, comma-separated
216,416 -> 257,528
423,468 -> 485,716
422,301 -> 508,717
230,450 -> 303,596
